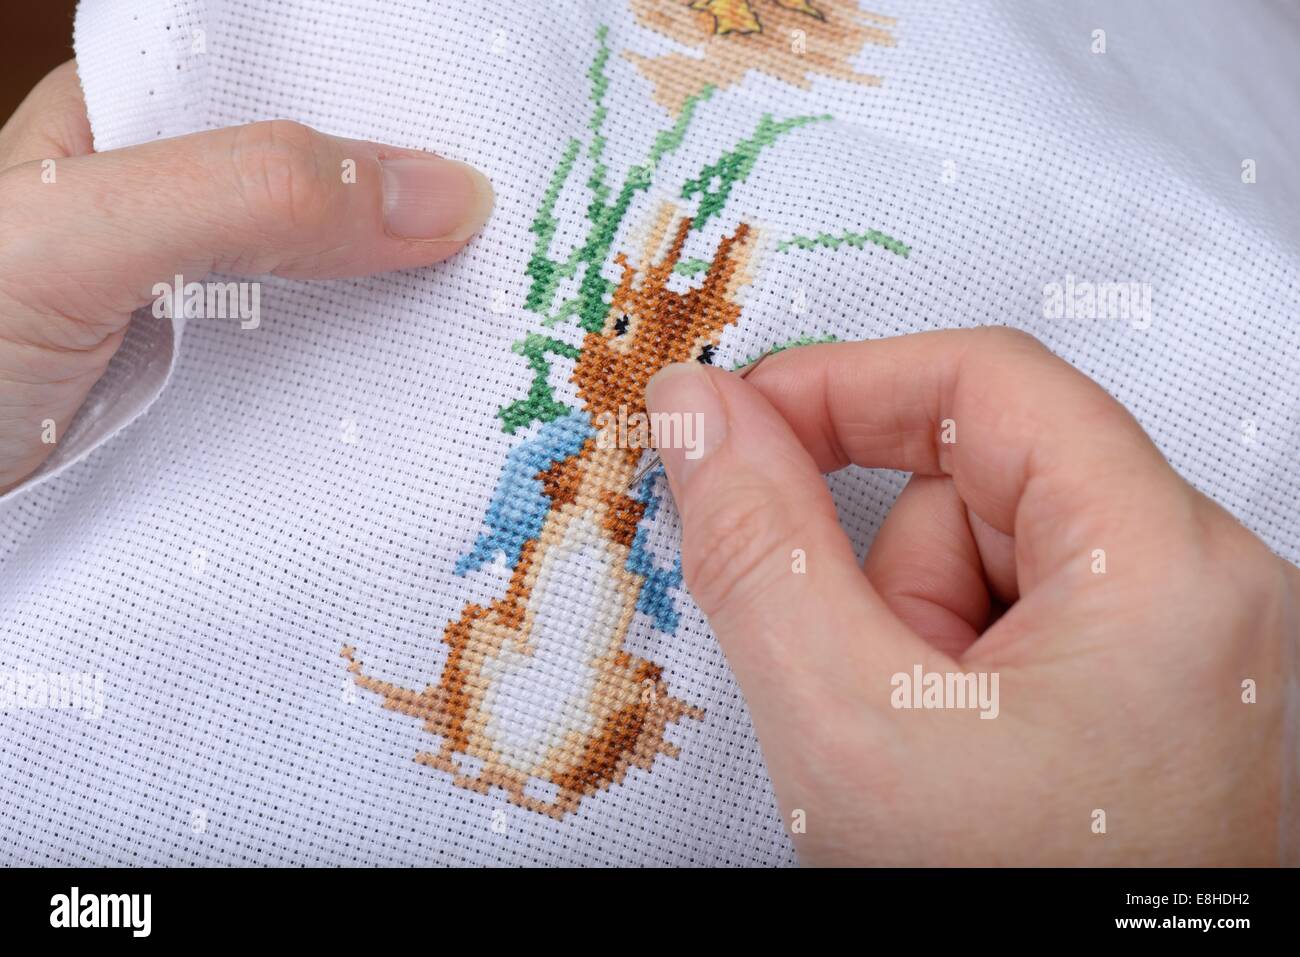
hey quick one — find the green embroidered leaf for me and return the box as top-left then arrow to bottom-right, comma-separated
585,24 -> 612,222
572,85 -> 715,333
672,258 -> 711,277
681,113 -> 830,232
524,137 -> 582,313
497,334 -> 583,434
777,227 -> 911,258
539,297 -> 581,329
522,30 -> 714,332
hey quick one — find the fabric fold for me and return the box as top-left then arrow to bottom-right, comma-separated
0,0 -> 210,501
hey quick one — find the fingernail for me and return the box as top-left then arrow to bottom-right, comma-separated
380,158 -> 494,241
645,362 -> 728,487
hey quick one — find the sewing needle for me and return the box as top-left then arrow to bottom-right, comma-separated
627,349 -> 775,491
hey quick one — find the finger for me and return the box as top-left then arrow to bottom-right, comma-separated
966,506 -> 1018,605
744,329 -> 1191,595
645,362 -> 949,727
0,61 -> 94,169
0,119 -> 495,346
861,474 -> 990,658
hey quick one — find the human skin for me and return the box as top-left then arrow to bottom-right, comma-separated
0,61 -> 494,493
646,329 -> 1298,865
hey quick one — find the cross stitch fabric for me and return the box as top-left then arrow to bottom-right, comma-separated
1,0 -> 1297,865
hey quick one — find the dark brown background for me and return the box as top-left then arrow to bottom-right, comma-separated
1,0 -> 80,126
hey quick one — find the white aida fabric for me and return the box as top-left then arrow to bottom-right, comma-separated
1,0 -> 1297,865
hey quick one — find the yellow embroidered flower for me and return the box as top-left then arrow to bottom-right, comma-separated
628,0 -> 897,114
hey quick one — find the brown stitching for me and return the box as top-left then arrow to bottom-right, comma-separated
601,491 -> 647,549
495,538 -> 539,632
573,215 -> 751,433
342,212 -> 773,816
537,448 -> 587,509
341,645 -> 452,737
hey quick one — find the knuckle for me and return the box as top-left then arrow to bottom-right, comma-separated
1195,506 -> 1280,604
30,61 -> 84,117
229,120 -> 337,231
682,486 -> 794,617
1137,497 -> 1286,681
0,62 -> 80,160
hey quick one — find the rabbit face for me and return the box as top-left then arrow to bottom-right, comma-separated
572,204 -> 758,436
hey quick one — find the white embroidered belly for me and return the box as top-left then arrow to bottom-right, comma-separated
479,509 -> 636,775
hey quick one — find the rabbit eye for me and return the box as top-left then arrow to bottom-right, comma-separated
697,344 -> 716,365
613,314 -> 630,336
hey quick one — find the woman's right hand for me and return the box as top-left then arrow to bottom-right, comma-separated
647,328 -> 1295,865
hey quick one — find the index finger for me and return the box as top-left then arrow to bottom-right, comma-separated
745,328 -> 1191,591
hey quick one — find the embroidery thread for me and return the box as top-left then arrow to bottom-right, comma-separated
628,0 -> 897,115
344,24 -> 911,819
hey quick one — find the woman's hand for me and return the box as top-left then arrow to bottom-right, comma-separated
0,61 -> 493,492
647,327 -> 1295,865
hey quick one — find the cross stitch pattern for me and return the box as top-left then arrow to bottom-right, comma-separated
628,0 -> 896,115
4,0 -> 1294,869
343,23 -> 911,818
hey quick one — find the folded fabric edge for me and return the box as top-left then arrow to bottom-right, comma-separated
0,1 -> 212,502
0,312 -> 185,503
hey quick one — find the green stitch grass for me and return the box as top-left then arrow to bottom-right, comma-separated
502,26 -> 913,436
585,25 -> 612,222
672,258 -> 712,276
777,227 -> 911,258
499,334 -> 583,434
682,113 -> 830,232
523,138 -> 581,315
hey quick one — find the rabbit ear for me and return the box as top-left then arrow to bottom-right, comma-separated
723,221 -> 766,306
627,199 -> 692,280
701,221 -> 766,307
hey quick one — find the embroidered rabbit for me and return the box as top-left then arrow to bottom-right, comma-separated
343,202 -> 760,817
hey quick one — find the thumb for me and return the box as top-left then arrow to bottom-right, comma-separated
645,361 -> 940,723
0,119 -> 495,344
